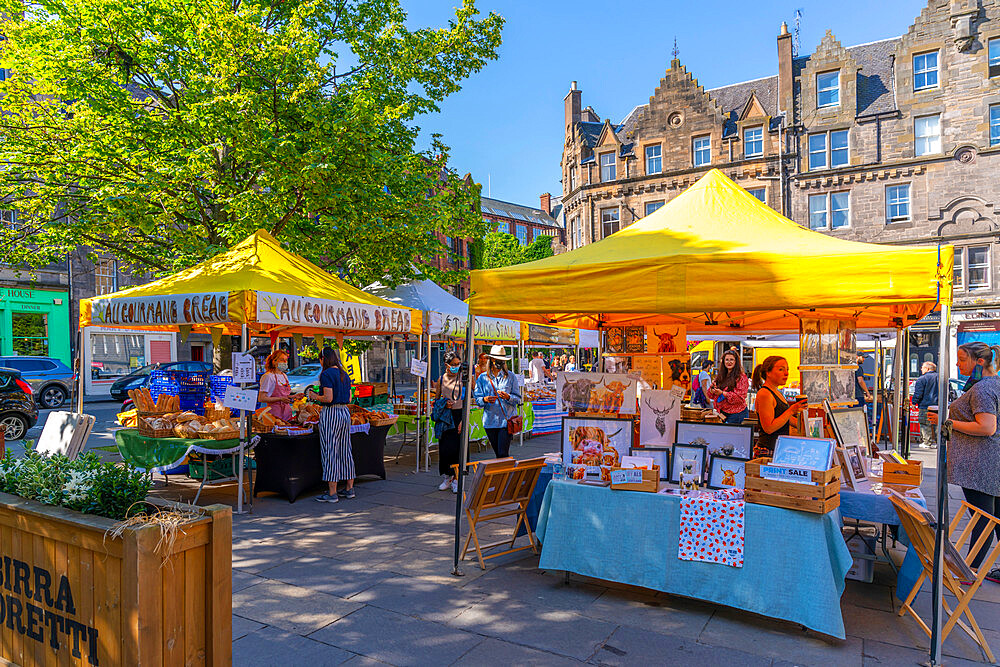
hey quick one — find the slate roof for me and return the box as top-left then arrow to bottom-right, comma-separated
480,196 -> 561,228
577,121 -> 604,148
794,36 -> 899,116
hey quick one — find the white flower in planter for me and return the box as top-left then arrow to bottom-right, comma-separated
63,469 -> 95,503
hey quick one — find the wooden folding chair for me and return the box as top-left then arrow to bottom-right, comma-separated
460,456 -> 546,570
888,489 -> 1000,662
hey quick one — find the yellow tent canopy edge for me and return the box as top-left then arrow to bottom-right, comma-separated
469,170 -> 952,334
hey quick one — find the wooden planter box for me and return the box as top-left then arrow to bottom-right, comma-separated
0,493 -> 231,666
744,457 -> 841,514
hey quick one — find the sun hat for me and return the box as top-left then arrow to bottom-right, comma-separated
487,344 -> 510,360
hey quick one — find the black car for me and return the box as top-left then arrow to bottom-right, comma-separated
109,361 -> 213,402
0,367 -> 40,441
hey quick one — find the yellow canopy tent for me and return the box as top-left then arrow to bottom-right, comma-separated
80,229 -> 421,337
470,169 -> 951,333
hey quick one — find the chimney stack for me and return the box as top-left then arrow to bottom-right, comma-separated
564,81 -> 582,133
777,22 -> 794,117
540,193 -> 551,215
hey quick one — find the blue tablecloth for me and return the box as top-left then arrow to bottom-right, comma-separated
535,480 -> 853,639
840,486 -> 925,602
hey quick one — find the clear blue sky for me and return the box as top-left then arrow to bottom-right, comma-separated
403,0 -> 927,208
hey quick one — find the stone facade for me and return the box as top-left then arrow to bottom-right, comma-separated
561,0 -> 1000,326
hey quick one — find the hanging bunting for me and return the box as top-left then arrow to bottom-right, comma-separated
269,330 -> 280,349
293,333 -> 303,349
210,326 -> 224,348
335,333 -> 345,347
313,334 -> 324,350
178,324 -> 192,343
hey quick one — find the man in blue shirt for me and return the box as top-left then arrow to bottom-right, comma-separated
911,361 -> 939,449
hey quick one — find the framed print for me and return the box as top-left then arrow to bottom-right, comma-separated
640,389 -> 682,446
629,446 -> 669,480
669,443 -> 707,484
771,435 -> 836,471
556,372 -> 637,414
674,421 -> 753,459
562,416 -> 633,481
839,444 -> 872,492
828,368 -> 857,405
603,327 -> 625,354
828,406 -> 871,453
646,326 -> 687,354
708,455 -> 748,490
624,326 -> 646,353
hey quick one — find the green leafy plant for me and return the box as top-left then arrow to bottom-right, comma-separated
0,451 -> 150,521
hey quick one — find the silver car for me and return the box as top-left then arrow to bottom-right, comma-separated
286,363 -> 323,395
0,356 -> 73,409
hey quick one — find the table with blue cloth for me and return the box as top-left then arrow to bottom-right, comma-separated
535,480 -> 853,639
840,485 -> 926,601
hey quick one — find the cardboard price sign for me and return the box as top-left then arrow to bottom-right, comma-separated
222,384 -> 258,412
409,358 -> 428,378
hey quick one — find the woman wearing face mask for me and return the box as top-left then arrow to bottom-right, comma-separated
751,356 -> 806,457
258,349 -> 301,422
473,345 -> 522,458
929,342 -> 1000,579
434,351 -> 465,493
709,349 -> 749,424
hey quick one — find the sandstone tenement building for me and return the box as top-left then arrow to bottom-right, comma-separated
560,0 -> 1000,341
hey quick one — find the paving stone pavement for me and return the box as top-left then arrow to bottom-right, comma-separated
141,434 -> 1000,666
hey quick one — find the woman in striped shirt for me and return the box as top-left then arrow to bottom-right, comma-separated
309,347 -> 355,503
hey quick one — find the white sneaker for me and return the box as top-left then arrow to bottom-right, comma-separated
438,476 -> 451,491
450,479 -> 458,493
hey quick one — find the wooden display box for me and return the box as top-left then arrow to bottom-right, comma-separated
744,457 -> 841,514
609,465 -> 660,492
883,459 -> 923,487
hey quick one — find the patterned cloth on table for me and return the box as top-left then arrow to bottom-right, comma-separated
678,491 -> 746,568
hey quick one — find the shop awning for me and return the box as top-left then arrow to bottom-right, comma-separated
469,169 -> 952,333
80,230 -> 421,336
366,278 -> 520,341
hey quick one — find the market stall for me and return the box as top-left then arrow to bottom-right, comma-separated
466,169 -> 952,642
82,230 -> 419,511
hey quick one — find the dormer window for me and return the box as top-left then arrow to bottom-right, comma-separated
600,153 -> 616,182
744,127 -> 763,157
817,71 -> 839,108
913,52 -> 938,90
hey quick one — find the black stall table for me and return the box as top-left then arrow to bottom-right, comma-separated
254,423 -> 389,502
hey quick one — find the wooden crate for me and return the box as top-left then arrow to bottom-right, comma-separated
744,457 -> 841,514
610,465 -> 660,492
883,459 -> 923,487
0,493 -> 231,666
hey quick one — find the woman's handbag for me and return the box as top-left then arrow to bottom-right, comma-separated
487,374 -> 523,435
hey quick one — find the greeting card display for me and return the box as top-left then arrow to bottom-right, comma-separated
675,421 -> 753,459
771,435 -> 836,471
562,416 -> 633,482
628,447 -> 670,480
639,389 -> 682,446
839,444 -> 872,491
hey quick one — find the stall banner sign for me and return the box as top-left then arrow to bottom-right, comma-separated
222,384 -> 258,412
526,323 -> 576,346
409,358 -> 428,378
611,469 -> 643,485
91,292 -> 230,326
256,291 -> 411,333
759,464 -> 816,486
430,312 -> 520,341
232,353 -> 256,383
646,325 -> 687,354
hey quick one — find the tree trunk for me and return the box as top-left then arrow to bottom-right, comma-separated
214,335 -> 233,371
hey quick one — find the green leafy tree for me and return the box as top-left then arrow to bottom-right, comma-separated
472,231 -> 554,269
0,0 -> 503,287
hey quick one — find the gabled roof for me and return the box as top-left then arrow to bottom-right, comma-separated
481,196 -> 561,228
794,36 -> 899,115
576,121 -> 604,148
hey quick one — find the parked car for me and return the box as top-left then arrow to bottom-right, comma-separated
286,363 -> 323,395
0,356 -> 74,409
0,367 -> 39,441
110,361 -> 213,403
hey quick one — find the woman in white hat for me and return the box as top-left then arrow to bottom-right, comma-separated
473,345 -> 522,458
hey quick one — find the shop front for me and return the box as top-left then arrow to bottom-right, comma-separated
0,286 -> 71,364
82,326 -> 177,396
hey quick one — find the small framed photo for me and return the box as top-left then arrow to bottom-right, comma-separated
828,406 -> 871,454
707,455 -> 748,490
629,447 -> 669,480
840,444 -> 871,491
669,443 -> 707,484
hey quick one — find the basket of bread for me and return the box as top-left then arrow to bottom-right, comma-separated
129,388 -> 179,415
252,407 -> 287,434
137,415 -> 180,438
347,404 -> 397,427
195,417 -> 241,440
203,401 -> 233,422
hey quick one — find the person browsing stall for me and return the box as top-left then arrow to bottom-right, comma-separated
434,351 -> 465,493
473,345 -> 522,458
752,356 -> 806,457
709,349 -> 749,424
258,349 -> 302,423
911,361 -> 939,450
930,342 -> 1000,579
565,355 -> 577,372
528,352 -> 547,383
309,347 -> 356,503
